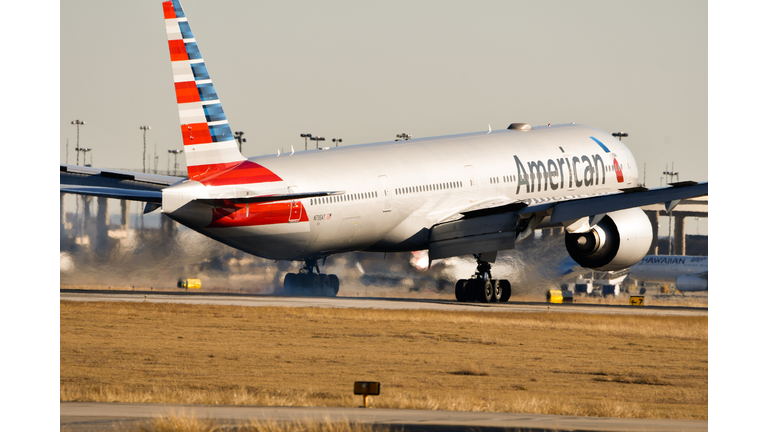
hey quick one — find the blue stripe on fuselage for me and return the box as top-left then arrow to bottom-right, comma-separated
590,137 -> 610,153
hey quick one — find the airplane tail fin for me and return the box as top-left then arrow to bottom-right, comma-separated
163,1 -> 245,180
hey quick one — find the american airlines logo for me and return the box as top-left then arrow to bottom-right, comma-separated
514,137 -> 625,195
514,153 -> 611,194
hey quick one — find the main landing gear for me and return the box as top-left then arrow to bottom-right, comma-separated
455,254 -> 511,303
282,258 -> 339,297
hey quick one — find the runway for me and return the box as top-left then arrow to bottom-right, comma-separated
60,402 -> 708,432
60,288 -> 708,317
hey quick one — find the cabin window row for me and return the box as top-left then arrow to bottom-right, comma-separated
395,181 -> 462,195
309,191 -> 377,206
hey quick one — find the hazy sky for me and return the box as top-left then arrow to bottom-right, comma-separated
60,0 -> 708,184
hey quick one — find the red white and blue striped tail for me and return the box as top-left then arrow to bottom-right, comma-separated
163,0 -> 245,181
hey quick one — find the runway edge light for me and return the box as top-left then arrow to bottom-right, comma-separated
354,382 -> 381,408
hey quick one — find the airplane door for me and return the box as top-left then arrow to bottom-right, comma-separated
465,165 -> 478,201
289,200 -> 302,222
379,175 -> 392,212
287,186 -> 302,222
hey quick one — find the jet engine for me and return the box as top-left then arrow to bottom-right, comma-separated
564,207 -> 652,271
676,275 -> 708,292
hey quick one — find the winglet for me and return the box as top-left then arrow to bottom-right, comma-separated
163,0 -> 246,181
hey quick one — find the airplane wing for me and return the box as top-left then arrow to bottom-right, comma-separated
429,181 -> 708,260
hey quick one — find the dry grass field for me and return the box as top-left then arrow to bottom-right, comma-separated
60,300 -> 707,421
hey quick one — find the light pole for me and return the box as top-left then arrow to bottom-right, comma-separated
139,125 -> 151,173
168,149 -> 183,176
612,132 -> 628,141
310,136 -> 325,149
234,131 -> 246,153
300,133 -> 313,151
332,138 -> 343,147
71,120 -> 85,165
77,147 -> 92,167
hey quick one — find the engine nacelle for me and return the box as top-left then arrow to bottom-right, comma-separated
564,207 -> 652,271
676,275 -> 708,292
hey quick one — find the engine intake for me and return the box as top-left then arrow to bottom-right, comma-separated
565,207 -> 652,271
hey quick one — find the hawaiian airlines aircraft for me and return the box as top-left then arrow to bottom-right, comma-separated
629,255 -> 708,292
60,1 -> 708,302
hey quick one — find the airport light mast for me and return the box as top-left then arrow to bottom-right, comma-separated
310,136 -> 325,149
77,147 -> 92,167
139,125 -> 151,173
300,134 -> 313,151
332,138 -> 342,147
168,149 -> 183,176
612,132 -> 628,141
234,131 -> 246,153
71,120 -> 85,165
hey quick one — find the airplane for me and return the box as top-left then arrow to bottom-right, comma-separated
628,255 -> 708,292
60,0 -> 708,303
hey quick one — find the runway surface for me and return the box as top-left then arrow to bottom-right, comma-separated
61,288 -> 708,317
60,402 -> 708,432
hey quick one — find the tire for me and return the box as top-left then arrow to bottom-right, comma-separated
455,279 -> 468,302
283,273 -> 297,295
499,280 -> 512,302
479,279 -> 493,303
465,279 -> 482,302
490,280 -> 501,303
328,274 -> 340,296
311,274 -> 323,294
319,274 -> 333,296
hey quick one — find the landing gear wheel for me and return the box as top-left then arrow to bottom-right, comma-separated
498,280 -> 512,302
479,279 -> 493,303
464,279 -> 481,301
455,279 -> 468,302
490,280 -> 502,303
328,275 -> 340,296
310,274 -> 322,294
283,273 -> 298,295
318,274 -> 333,296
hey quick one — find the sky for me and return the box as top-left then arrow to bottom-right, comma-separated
59,0 -> 708,185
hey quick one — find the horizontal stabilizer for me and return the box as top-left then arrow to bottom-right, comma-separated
194,190 -> 346,206
59,186 -> 163,204
61,164 -> 182,188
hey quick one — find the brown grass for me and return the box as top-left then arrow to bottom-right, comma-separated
61,301 -> 707,420
122,413 -> 387,432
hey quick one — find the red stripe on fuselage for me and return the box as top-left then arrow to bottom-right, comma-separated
208,201 -> 308,228
197,160 -> 282,186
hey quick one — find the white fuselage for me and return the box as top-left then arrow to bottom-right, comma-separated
162,124 -> 639,261
628,255 -> 708,283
